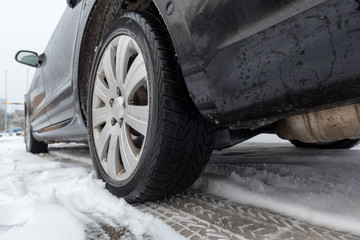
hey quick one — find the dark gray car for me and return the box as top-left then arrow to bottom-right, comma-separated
16,0 -> 360,202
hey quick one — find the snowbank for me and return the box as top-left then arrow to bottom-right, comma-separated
197,134 -> 360,235
0,138 -> 183,240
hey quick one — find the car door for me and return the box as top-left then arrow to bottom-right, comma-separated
42,1 -> 83,125
28,68 -> 51,131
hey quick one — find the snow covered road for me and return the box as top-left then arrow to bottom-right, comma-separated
0,137 -> 183,240
1,135 -> 360,239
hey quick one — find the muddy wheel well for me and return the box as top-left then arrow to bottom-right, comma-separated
77,0 -> 161,125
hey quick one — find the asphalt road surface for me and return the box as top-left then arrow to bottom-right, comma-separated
46,138 -> 360,240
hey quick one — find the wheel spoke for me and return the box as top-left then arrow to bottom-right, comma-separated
94,76 -> 110,103
116,36 -> 133,92
95,124 -> 111,159
127,105 -> 149,120
124,54 -> 147,100
103,46 -> 117,88
92,34 -> 150,182
107,131 -> 121,179
92,107 -> 108,128
124,105 -> 149,136
120,127 -> 138,175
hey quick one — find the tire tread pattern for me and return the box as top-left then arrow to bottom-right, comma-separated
25,109 -> 48,154
123,12 -> 217,202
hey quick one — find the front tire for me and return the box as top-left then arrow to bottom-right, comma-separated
87,12 -> 216,203
25,108 -> 48,153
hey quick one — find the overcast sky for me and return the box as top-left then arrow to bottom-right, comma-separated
0,0 -> 67,106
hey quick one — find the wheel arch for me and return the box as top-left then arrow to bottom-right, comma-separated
24,94 -> 33,124
24,94 -> 30,115
76,0 -> 192,125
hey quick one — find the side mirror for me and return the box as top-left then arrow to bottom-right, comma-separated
67,0 -> 81,8
15,50 -> 39,68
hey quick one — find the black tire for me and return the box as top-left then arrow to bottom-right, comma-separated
290,139 -> 360,149
25,107 -> 48,153
87,12 -> 217,203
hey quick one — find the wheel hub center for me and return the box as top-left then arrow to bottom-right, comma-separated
112,96 -> 125,120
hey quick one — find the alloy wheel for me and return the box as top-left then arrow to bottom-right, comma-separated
91,35 -> 149,181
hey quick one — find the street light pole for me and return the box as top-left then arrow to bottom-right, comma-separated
4,70 -> 7,135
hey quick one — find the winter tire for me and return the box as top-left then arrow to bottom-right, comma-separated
25,107 -> 48,153
87,12 -> 216,203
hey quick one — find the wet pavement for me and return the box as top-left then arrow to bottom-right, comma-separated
47,142 -> 360,240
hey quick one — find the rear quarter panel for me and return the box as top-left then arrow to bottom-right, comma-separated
155,0 -> 360,128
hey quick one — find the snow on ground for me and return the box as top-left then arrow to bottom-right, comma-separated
0,137 -> 184,240
196,134 -> 360,236
2,134 -> 360,239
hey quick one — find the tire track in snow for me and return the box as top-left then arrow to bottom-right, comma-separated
135,191 -> 360,240
47,144 -> 360,240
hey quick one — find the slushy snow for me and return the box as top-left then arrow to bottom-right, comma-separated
0,137 -> 184,240
2,134 -> 360,239
196,134 -> 360,236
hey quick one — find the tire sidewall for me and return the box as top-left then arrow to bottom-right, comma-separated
24,106 -> 48,153
88,13 -> 160,199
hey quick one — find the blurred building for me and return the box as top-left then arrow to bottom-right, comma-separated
0,98 -> 4,111
12,109 -> 25,130
0,98 -> 5,131
0,100 -> 25,131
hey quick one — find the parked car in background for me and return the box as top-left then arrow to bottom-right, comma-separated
13,128 -> 23,133
16,0 -> 360,202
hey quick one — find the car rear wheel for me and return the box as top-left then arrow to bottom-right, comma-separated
25,108 -> 48,153
87,12 -> 216,203
290,139 -> 360,149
